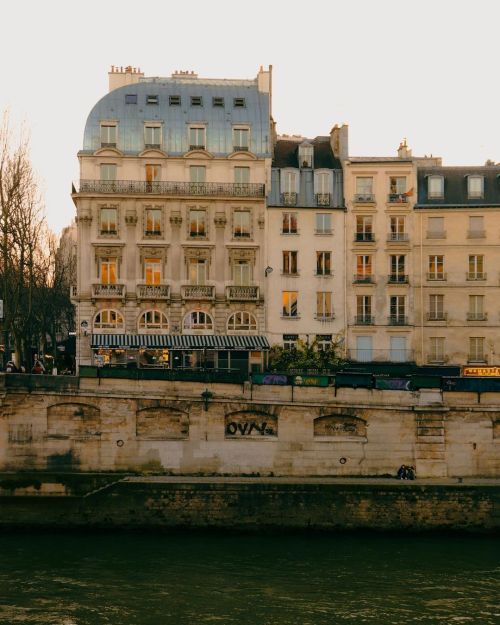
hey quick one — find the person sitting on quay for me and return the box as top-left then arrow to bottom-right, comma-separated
31,360 -> 45,375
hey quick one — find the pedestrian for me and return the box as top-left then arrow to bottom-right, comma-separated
397,464 -> 406,479
31,361 -> 44,374
5,361 -> 18,373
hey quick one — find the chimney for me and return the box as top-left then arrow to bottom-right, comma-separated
330,124 -> 349,161
397,138 -> 412,159
108,65 -> 144,92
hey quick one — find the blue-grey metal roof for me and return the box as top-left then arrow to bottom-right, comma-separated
416,166 -> 500,208
82,78 -> 271,157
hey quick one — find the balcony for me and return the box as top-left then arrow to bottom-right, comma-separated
189,144 -> 206,151
427,312 -> 447,321
353,274 -> 374,284
467,312 -> 487,321
92,283 -> 126,299
354,233 -> 375,243
315,313 -> 335,321
233,145 -> 249,152
144,143 -> 161,150
427,272 -> 447,281
315,270 -> 332,277
387,193 -> 409,204
226,285 -> 259,301
315,193 -> 331,207
387,232 -> 409,242
354,315 -> 374,325
181,285 -> 215,300
76,180 -> 265,198
354,193 -> 375,203
387,274 -> 409,284
467,230 -> 486,239
467,272 -> 486,281
388,315 -> 408,326
136,284 -> 170,300
348,349 -> 414,363
281,192 -> 297,206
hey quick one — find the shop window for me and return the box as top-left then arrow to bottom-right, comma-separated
94,309 -> 124,330
138,310 -> 168,331
227,311 -> 257,332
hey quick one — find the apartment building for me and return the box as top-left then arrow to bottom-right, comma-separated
71,65 -> 272,373
265,127 -> 347,349
413,166 -> 500,365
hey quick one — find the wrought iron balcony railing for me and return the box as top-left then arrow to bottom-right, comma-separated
354,315 -> 374,325
76,180 -> 265,198
354,193 -> 375,203
354,233 -> 375,242
427,312 -> 447,321
181,285 -> 215,300
189,144 -> 206,151
387,232 -> 409,241
388,193 -> 409,203
467,272 -> 486,281
137,284 -> 170,300
92,284 -> 126,298
353,274 -> 374,284
144,144 -> 161,150
315,193 -> 331,206
387,274 -> 409,284
467,312 -> 487,321
233,145 -> 249,152
315,313 -> 335,321
388,315 -> 408,326
427,272 -> 447,281
226,285 -> 259,301
281,192 -> 297,206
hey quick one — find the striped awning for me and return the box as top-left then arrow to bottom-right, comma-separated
90,334 -> 270,350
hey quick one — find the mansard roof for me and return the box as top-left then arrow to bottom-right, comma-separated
416,166 -> 500,207
273,137 -> 341,169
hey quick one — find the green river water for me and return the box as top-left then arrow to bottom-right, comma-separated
0,532 -> 497,625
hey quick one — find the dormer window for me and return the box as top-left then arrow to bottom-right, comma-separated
428,175 -> 444,199
468,175 -> 484,199
190,96 -> 203,106
299,142 -> 313,168
144,125 -> 162,149
100,124 -> 117,148
233,97 -> 246,108
169,95 -> 181,106
125,94 -> 137,104
146,95 -> 158,105
213,97 -> 225,107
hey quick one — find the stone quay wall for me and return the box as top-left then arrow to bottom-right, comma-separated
0,374 -> 498,479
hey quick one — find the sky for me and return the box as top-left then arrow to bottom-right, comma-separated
1,0 -> 499,235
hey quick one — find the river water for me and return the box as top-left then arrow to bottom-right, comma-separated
0,532 -> 497,625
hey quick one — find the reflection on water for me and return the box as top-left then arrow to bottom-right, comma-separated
0,532 -> 498,625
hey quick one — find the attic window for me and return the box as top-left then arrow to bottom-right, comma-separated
125,94 -> 137,104
299,144 -> 314,168
213,97 -> 225,107
169,95 -> 181,106
233,97 -> 246,108
191,96 -> 203,106
146,95 -> 158,105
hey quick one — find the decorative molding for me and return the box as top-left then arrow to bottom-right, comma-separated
214,212 -> 227,228
170,211 -> 183,227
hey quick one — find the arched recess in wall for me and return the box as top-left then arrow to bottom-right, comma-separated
313,415 -> 367,440
136,406 -> 189,440
224,410 -> 277,439
47,403 -> 101,439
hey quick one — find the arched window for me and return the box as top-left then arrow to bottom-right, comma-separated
94,309 -> 124,330
183,310 -> 214,331
227,311 -> 257,333
138,310 -> 169,331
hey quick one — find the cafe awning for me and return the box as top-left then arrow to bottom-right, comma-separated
91,334 -> 270,351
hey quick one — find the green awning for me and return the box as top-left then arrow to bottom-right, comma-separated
91,334 -> 270,351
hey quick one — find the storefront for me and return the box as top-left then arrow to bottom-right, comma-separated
90,334 -> 269,374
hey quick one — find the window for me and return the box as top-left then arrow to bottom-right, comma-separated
169,95 -> 181,106
355,255 -> 372,282
468,216 -> 485,238
144,258 -> 161,285
468,255 -> 485,280
183,311 -> 213,331
469,337 -> 485,362
100,164 -> 116,181
188,258 -> 207,284
428,255 -> 445,280
282,251 -> 298,275
94,309 -> 124,330
356,295 -> 372,324
316,172 -> 330,193
233,210 -> 251,238
316,213 -> 332,234
189,209 -> 206,237
145,164 -> 160,192
389,255 -> 406,282
299,144 -> 313,168
139,310 -> 168,331
316,292 -> 333,319
428,175 -> 444,199
227,311 -> 257,332
316,334 -> 332,351
429,294 -> 445,321
355,216 -> 373,241
100,124 -> 117,148
189,127 -> 206,150
144,125 -> 161,149
355,177 -> 374,200
390,336 -> 408,363
429,337 -> 445,363
389,216 -> 407,241
190,166 -> 206,184
146,95 -> 158,105
233,128 -> 249,151
427,216 -> 445,238
283,334 -> 298,350
468,176 -> 484,199
234,167 -> 250,185
468,295 -> 485,321
100,257 -> 117,284
233,260 -> 251,285
282,212 -> 298,234
389,295 -> 406,324
145,208 -> 162,235
233,97 -> 246,108
282,171 -> 297,204
100,207 -> 117,235
389,176 -> 406,195
125,94 -> 137,104
316,251 -> 331,275
282,291 -> 298,317
212,97 -> 224,107
355,336 -> 373,362
190,96 -> 203,106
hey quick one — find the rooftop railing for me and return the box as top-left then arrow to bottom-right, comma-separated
76,180 -> 265,198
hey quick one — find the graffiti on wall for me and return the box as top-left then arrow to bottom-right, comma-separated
314,415 -> 366,438
225,412 -> 278,438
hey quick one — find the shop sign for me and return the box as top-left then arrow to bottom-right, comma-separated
462,366 -> 500,377
293,375 -> 329,387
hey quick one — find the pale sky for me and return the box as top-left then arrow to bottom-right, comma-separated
1,0 -> 499,234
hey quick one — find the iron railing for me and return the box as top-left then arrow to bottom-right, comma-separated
354,233 -> 375,242
353,274 -> 374,284
281,192 -> 297,206
427,312 -> 447,321
354,315 -> 374,325
388,193 -> 409,203
315,193 -> 331,206
467,312 -> 487,321
76,180 -> 265,198
387,274 -> 409,284
427,272 -> 447,281
354,193 -> 375,202
388,316 -> 408,326
467,272 -> 486,281
387,232 -> 409,241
